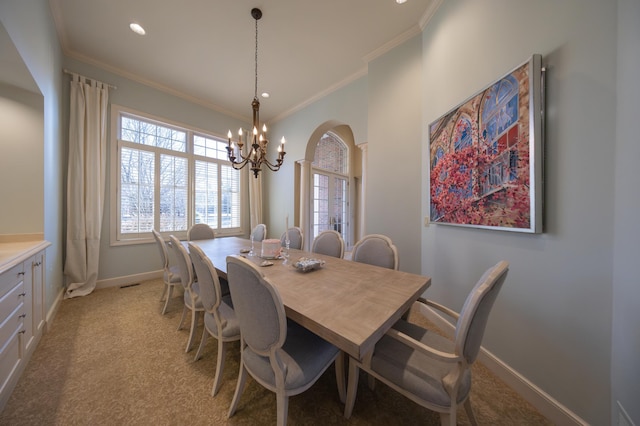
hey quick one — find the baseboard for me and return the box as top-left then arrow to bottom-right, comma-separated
417,304 -> 588,426
45,286 -> 65,333
95,270 -> 163,290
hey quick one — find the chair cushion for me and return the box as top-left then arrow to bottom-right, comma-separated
242,320 -> 339,391
165,265 -> 182,284
372,319 -> 471,407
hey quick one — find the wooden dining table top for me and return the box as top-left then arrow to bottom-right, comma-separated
187,237 -> 431,360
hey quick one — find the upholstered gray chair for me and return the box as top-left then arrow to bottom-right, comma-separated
226,255 -> 345,426
344,261 -> 509,425
311,230 -> 345,258
188,243 -> 240,396
280,227 -> 304,250
169,235 -> 204,352
188,223 -> 215,240
250,223 -> 267,242
351,234 -> 399,270
152,229 -> 182,315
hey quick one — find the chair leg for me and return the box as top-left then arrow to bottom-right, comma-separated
185,309 -> 199,352
440,409 -> 457,426
159,283 -> 168,301
228,363 -> 248,418
334,352 -> 346,403
344,359 -> 360,418
464,399 -> 478,426
161,285 -> 174,315
194,327 -> 208,361
276,391 -> 289,426
177,305 -> 188,331
212,340 -> 228,396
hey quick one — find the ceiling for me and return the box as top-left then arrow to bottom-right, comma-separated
50,0 -> 439,123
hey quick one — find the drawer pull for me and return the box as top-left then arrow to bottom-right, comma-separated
19,314 -> 27,319
17,272 -> 25,276
18,292 -> 26,297
19,330 -> 26,335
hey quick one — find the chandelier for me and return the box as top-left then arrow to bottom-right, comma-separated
227,8 -> 285,178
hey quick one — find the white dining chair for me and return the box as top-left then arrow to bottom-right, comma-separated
280,227 -> 304,250
250,223 -> 267,242
188,243 -> 240,396
311,230 -> 345,258
169,235 -> 204,352
344,261 -> 509,425
188,223 -> 215,240
152,229 -> 182,314
226,254 -> 345,426
351,234 -> 399,270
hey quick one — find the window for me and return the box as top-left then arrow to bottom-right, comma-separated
112,106 -> 242,244
311,132 -> 349,245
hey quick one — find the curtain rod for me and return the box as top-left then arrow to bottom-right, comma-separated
63,69 -> 117,90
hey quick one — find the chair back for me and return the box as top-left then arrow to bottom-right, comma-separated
351,234 -> 399,270
226,255 -> 286,355
188,243 -> 223,314
188,223 -> 215,240
251,224 -> 267,242
455,260 -> 509,364
280,227 -> 304,250
311,230 -> 345,258
169,235 -> 194,291
152,229 -> 169,270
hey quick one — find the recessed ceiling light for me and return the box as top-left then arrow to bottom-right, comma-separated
261,92 -> 270,98
129,22 -> 146,35
396,0 -> 407,4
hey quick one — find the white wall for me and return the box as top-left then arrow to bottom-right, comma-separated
0,83 -> 43,234
612,0 -> 640,424
421,1 -> 616,424
0,0 -> 65,313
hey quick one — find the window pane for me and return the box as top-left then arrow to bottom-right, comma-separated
313,132 -> 348,174
120,147 -> 155,233
221,165 -> 240,228
159,155 -> 188,232
194,134 -> 228,160
194,160 -> 218,228
120,114 -> 187,152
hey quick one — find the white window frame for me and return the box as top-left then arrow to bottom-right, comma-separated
109,105 -> 246,246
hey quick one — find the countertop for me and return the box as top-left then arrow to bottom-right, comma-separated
0,240 -> 51,275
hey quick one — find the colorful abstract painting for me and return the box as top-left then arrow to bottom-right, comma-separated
428,55 -> 544,233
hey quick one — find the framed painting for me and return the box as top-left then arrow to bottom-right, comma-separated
428,54 -> 544,233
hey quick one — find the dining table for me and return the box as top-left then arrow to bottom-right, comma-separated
187,237 -> 431,361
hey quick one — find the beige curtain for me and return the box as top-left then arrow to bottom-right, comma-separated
64,74 -> 109,298
249,173 -> 263,231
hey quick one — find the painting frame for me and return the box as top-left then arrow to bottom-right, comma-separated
428,54 -> 544,233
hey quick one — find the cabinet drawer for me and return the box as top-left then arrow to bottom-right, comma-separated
0,263 -> 24,298
0,303 -> 24,353
0,281 -> 25,326
0,327 -> 21,396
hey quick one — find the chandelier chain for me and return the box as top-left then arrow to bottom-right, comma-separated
254,17 -> 258,99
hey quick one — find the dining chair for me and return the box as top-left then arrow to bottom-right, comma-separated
152,229 -> 182,315
311,230 -> 345,258
169,235 -> 204,352
188,223 -> 215,240
250,223 -> 267,242
226,255 -> 345,426
351,234 -> 399,270
188,243 -> 241,396
280,227 -> 304,250
344,260 -> 509,425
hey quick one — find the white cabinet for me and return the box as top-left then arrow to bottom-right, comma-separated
0,244 -> 47,411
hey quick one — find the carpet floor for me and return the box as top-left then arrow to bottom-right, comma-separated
0,279 -> 552,425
